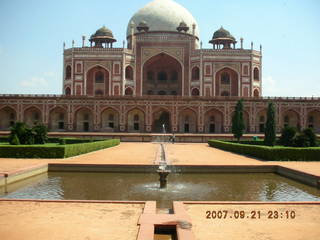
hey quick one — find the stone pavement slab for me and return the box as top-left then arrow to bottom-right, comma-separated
0,200 -> 144,240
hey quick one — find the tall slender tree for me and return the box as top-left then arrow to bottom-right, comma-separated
232,99 -> 245,142
264,102 -> 276,146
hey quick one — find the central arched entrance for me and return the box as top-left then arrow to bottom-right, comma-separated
143,53 -> 182,96
152,109 -> 171,133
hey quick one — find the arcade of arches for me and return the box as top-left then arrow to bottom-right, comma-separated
0,105 -> 319,134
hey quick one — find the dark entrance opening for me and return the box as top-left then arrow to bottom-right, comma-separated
134,123 -> 140,131
153,111 -> 171,133
83,122 -> 89,132
209,123 -> 215,133
58,122 -> 64,130
184,123 -> 190,133
259,124 -> 265,133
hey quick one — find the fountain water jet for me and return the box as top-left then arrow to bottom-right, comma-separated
157,124 -> 171,189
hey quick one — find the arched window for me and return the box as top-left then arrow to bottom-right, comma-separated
221,72 -> 230,84
221,91 -> 230,96
84,114 -> 89,121
108,114 -> 114,121
147,71 -> 154,81
65,87 -> 71,95
125,66 -> 133,80
134,114 -> 139,122
158,71 -> 167,81
95,71 -> 104,83
125,88 -> 133,96
171,71 -> 178,82
254,68 -> 259,81
244,65 -> 249,75
95,89 -> 103,95
147,90 -> 154,95
158,91 -> 166,95
210,116 -> 215,122
76,63 -> 81,73
171,91 -> 177,95
66,66 -> 71,79
259,116 -> 265,122
191,88 -> 200,96
192,67 -> 200,80
254,89 -> 260,97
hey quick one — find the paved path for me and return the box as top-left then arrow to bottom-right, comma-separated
1,142 -> 320,177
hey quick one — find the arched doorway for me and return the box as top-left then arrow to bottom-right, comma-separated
86,66 -> 110,96
215,67 -> 239,96
127,108 -> 145,132
75,108 -> 93,132
0,107 -> 16,130
152,109 -> 171,133
178,109 -> 197,133
49,107 -> 67,131
204,109 -> 223,133
24,107 -> 42,127
256,109 -> 267,133
143,53 -> 182,96
283,110 -> 300,129
307,110 -> 320,133
101,108 -> 119,132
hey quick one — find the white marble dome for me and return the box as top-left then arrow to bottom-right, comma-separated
126,0 -> 199,38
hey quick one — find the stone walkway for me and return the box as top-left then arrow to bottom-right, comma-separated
1,143 -> 320,177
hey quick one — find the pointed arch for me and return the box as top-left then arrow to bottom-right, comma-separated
127,108 -> 145,132
23,106 -> 42,127
204,108 -> 224,133
85,65 -> 110,96
0,106 -> 17,130
215,67 -> 239,97
101,107 -> 120,132
142,53 -> 183,96
49,106 -> 67,131
178,108 -> 197,133
74,107 -> 93,132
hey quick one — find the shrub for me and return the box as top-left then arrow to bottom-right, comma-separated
264,102 -> 276,146
232,99 -> 245,142
208,140 -> 320,161
10,134 -> 20,145
0,139 -> 120,158
33,124 -> 48,144
59,138 -> 66,145
279,126 -> 296,146
303,128 -> 317,147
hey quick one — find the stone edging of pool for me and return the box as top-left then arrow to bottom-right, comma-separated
0,163 -> 320,189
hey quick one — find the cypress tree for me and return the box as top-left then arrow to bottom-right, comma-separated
232,99 -> 245,142
264,102 -> 276,146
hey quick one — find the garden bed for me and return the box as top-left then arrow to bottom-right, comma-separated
208,140 -> 320,161
0,139 -> 120,159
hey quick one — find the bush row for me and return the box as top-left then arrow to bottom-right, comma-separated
227,140 -> 266,146
208,140 -> 320,161
0,139 -> 120,159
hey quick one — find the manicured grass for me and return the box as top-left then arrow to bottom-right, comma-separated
208,139 -> 320,161
0,139 -> 120,159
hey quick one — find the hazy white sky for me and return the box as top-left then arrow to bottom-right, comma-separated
0,0 -> 319,97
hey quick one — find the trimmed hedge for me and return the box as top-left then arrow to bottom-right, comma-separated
208,140 -> 320,161
64,139 -> 119,158
0,139 -> 120,159
228,140 -> 266,146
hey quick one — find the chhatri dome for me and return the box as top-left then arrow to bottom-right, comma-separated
126,0 -> 200,38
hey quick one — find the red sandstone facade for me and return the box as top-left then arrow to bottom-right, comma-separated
0,0 -> 319,134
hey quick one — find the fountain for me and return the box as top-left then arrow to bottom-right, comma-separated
157,124 -> 171,189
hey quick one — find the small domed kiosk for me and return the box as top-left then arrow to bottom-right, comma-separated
209,27 -> 237,49
89,26 -> 116,48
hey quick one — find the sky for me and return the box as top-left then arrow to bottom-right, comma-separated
0,0 -> 319,97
